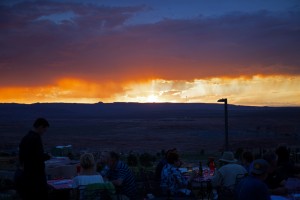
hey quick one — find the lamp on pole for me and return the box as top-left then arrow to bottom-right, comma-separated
217,98 -> 228,150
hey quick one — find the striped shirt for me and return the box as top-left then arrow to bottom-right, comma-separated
108,160 -> 137,200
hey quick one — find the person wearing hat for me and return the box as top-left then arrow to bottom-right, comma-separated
211,151 -> 247,199
235,159 -> 271,200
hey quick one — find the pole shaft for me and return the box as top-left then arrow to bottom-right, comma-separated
224,100 -> 228,150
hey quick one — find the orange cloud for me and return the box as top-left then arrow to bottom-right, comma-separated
0,78 -> 123,103
0,75 -> 299,106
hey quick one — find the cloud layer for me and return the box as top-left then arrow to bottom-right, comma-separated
1,1 -> 300,86
0,1 -> 300,105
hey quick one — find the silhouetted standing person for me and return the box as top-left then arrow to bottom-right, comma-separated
17,118 -> 51,200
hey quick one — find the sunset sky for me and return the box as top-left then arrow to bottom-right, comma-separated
0,0 -> 299,106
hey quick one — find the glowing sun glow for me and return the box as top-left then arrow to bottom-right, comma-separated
146,95 -> 159,103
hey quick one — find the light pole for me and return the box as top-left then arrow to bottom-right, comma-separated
217,98 -> 228,150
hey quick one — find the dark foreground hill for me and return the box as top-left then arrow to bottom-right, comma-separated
0,103 -> 299,153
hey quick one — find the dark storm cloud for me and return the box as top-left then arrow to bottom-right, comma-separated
0,1 -> 146,85
0,1 -> 299,86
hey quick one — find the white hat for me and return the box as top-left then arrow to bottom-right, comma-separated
219,151 -> 237,163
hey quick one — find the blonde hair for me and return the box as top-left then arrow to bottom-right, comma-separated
80,153 -> 95,170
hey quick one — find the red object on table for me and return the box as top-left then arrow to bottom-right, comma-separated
208,158 -> 216,173
47,179 -> 74,190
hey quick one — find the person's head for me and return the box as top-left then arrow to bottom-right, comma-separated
165,148 -> 177,158
250,159 -> 270,180
166,151 -> 181,167
275,145 -> 290,165
107,151 -> 120,169
80,153 -> 95,170
33,118 -> 49,135
242,151 -> 254,165
262,151 -> 278,173
219,151 -> 237,166
99,151 -> 110,165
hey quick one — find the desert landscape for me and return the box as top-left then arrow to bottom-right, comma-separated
0,103 -> 299,155
0,103 -> 299,199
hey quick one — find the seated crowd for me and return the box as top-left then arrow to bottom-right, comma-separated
73,151 -> 136,200
221,145 -> 300,200
14,145 -> 300,200
154,145 -> 299,200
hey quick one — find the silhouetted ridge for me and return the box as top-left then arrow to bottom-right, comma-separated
0,103 -> 299,122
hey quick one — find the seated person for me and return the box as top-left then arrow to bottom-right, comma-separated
72,153 -> 114,199
155,148 -> 178,181
241,151 -> 254,173
276,145 -> 297,178
101,151 -> 137,200
160,151 -> 196,196
263,151 -> 288,196
211,151 -> 247,198
97,151 -> 110,177
235,159 -> 271,200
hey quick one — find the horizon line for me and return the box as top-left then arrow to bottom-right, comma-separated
1,101 -> 300,108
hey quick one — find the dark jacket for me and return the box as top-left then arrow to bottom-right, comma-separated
18,130 -> 50,199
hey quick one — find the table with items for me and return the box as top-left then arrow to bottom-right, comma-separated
45,157 -> 79,200
180,166 -> 215,199
45,156 -> 80,179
